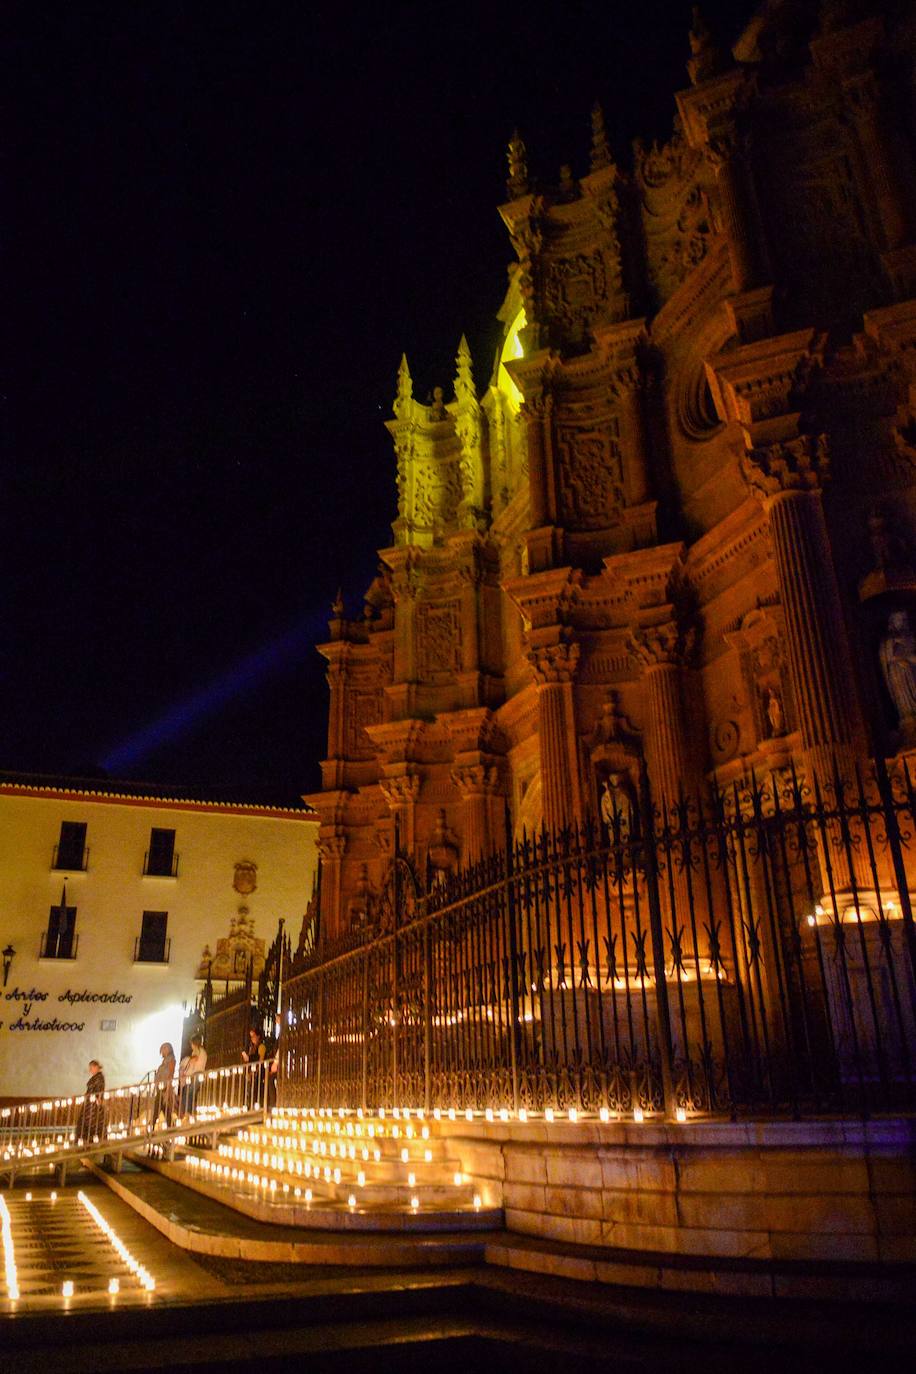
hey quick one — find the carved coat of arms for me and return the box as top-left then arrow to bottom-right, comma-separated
233,860 -> 258,896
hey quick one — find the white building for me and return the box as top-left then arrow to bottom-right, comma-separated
0,772 -> 318,1099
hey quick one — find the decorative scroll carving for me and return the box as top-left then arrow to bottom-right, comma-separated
416,600 -> 462,679
635,130 -> 711,303
556,420 -> 624,529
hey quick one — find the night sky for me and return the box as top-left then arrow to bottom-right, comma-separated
5,0 -> 756,797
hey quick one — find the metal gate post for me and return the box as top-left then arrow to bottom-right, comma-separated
639,762 -> 676,1120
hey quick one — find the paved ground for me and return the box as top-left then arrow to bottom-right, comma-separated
1,1170 -> 914,1372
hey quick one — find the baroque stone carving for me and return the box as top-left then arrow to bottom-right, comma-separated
416,600 -> 462,680
556,420 -> 624,529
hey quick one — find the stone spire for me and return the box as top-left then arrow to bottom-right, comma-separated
454,334 -> 476,404
394,353 -> 413,419
589,103 -> 612,173
506,129 -> 529,200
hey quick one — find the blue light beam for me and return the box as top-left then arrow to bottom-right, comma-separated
101,611 -> 326,773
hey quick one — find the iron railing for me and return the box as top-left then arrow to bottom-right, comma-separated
133,935 -> 171,964
38,930 -> 79,960
142,850 -> 179,877
0,1061 -> 271,1183
280,762 -> 916,1119
51,843 -> 89,872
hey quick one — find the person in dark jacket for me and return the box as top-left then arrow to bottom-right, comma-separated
76,1060 -> 106,1143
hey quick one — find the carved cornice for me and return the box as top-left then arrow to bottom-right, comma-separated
741,434 -> 830,504
706,327 -> 826,443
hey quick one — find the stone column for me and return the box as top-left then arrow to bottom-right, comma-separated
379,774 -> 422,857
528,640 -> 583,831
318,833 -> 347,945
741,437 -> 862,770
451,763 -> 504,863
628,622 -> 695,810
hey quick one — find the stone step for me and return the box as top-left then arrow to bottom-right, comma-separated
141,1151 -> 501,1233
185,1143 -> 480,1208
215,1138 -> 466,1184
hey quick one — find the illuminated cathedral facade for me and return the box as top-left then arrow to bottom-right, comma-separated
305,2 -> 916,944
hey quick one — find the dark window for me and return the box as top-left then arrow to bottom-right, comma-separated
42,903 -> 77,958
53,821 -> 87,871
145,827 -> 177,876
136,911 -> 169,963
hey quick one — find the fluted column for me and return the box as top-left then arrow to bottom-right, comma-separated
318,833 -> 346,945
378,774 -> 422,856
741,438 -> 862,767
451,763 -> 504,863
528,640 -> 583,831
628,622 -> 696,810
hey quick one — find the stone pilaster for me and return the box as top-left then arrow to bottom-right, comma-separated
740,437 -> 863,771
628,620 -> 695,809
450,763 -> 505,863
378,773 -> 422,855
527,640 -> 583,831
317,833 -> 346,945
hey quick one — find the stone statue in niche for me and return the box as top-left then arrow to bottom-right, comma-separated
880,610 -> 916,742
600,772 -> 636,837
766,687 -> 785,738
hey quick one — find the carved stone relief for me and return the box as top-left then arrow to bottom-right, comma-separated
416,600 -> 462,680
346,690 -> 383,758
556,419 -> 624,530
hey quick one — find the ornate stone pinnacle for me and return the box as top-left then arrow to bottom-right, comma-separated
741,434 -> 831,503
455,334 -> 476,403
331,587 -> 345,617
590,103 -> 612,173
507,129 -> 529,200
394,353 -> 413,418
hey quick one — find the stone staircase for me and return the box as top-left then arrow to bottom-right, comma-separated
158,1105 -> 501,1234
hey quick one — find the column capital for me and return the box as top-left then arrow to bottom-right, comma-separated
741,434 -> 830,505
378,774 -> 421,811
317,833 -> 347,862
527,639 -> 580,686
628,619 -> 694,672
450,762 -> 506,799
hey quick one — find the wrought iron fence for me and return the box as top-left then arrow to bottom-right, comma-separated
201,918 -> 290,1068
281,759 -> 916,1119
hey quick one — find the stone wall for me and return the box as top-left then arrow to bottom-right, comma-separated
438,1117 -> 916,1264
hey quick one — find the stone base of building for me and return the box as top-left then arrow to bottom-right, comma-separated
439,1117 -> 916,1264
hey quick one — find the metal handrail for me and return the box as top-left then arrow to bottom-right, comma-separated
0,1061 -> 271,1183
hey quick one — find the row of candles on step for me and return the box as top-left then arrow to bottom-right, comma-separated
183,1154 -> 482,1211
270,1104 -> 689,1124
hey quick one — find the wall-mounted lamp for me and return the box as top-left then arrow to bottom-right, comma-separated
2,943 -> 15,988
